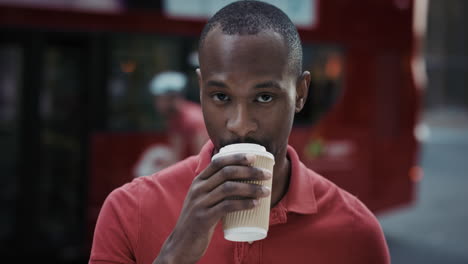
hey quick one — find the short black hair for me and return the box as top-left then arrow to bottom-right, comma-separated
199,0 -> 303,76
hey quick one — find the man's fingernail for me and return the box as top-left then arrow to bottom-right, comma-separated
262,186 -> 271,195
245,154 -> 256,164
263,169 -> 272,178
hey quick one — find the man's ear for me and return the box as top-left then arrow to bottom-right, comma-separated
196,68 -> 203,102
295,71 -> 311,113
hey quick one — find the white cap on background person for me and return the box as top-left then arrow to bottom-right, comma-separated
149,71 -> 187,96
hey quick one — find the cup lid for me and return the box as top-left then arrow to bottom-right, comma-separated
212,143 -> 274,161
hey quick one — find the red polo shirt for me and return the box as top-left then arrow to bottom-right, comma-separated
90,142 -> 390,264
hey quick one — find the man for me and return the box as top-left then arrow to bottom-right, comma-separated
133,71 -> 208,177
150,71 -> 208,157
89,1 -> 390,263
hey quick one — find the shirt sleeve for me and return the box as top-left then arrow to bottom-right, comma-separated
89,183 -> 140,264
349,197 -> 391,264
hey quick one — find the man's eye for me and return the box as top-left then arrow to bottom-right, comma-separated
256,94 -> 273,103
212,93 -> 230,102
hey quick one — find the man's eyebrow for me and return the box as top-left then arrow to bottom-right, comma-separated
205,80 -> 283,90
254,81 -> 283,90
206,80 -> 228,88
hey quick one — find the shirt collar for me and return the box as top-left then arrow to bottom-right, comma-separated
281,145 -> 317,214
194,142 -> 317,215
194,140 -> 215,175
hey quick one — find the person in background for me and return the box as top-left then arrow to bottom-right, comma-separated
133,71 -> 208,177
149,71 -> 208,157
90,1 -> 390,263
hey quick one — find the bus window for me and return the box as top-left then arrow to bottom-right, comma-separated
294,44 -> 344,127
0,44 -> 22,245
107,34 -> 191,132
38,44 -> 86,253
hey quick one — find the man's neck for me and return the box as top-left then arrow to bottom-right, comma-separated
270,153 -> 291,208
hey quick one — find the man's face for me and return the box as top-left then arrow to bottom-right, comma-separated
154,94 -> 178,117
197,28 -> 308,158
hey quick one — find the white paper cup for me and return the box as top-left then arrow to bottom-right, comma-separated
211,143 -> 275,242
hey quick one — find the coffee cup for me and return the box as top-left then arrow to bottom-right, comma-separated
212,143 -> 275,242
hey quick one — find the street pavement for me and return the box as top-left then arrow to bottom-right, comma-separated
378,107 -> 468,264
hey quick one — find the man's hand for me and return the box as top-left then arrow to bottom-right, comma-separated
153,153 -> 272,264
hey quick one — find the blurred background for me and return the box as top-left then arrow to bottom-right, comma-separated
0,0 -> 467,263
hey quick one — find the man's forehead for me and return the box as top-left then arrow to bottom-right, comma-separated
200,26 -> 286,54
200,29 -> 288,70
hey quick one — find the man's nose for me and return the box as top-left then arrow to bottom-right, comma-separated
226,104 -> 258,138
